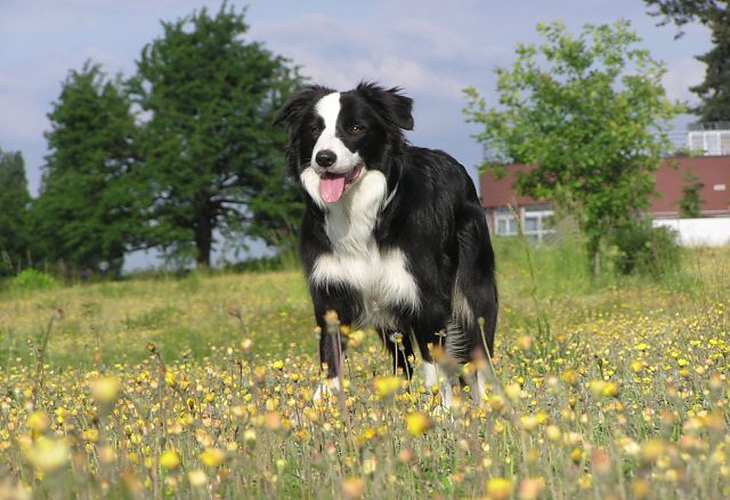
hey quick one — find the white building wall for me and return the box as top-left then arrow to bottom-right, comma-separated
653,218 -> 730,247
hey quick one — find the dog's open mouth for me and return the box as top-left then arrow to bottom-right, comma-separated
319,166 -> 363,204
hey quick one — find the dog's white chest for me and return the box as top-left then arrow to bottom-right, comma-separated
310,171 -> 420,323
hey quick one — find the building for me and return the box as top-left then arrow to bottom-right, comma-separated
479,127 -> 730,244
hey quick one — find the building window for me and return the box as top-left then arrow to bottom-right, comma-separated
494,208 -> 518,236
489,205 -> 556,242
522,205 -> 555,243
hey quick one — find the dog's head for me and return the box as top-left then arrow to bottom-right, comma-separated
274,82 -> 414,206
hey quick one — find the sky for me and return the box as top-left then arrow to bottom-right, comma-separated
0,0 -> 712,266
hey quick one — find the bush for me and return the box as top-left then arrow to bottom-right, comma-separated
7,269 -> 60,293
610,220 -> 681,278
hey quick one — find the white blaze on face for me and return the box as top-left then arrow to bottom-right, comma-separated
312,92 -> 342,167
301,92 -> 364,205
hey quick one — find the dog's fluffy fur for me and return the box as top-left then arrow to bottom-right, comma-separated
275,83 -> 497,403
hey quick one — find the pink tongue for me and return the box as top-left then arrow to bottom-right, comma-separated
320,175 -> 346,204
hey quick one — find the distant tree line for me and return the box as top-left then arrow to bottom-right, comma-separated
1,4 -> 303,277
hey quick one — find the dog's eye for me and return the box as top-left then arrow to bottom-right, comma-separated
348,125 -> 365,135
310,125 -> 323,136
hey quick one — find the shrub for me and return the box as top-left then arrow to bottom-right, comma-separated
8,269 -> 59,293
610,220 -> 681,278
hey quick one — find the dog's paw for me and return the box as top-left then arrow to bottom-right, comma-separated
313,377 -> 342,401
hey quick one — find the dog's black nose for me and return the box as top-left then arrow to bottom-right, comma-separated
315,149 -> 337,168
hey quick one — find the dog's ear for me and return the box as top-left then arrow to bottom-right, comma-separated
356,82 -> 414,131
274,85 -> 333,138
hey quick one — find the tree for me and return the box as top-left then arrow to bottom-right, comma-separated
0,148 -> 31,274
464,20 -> 684,275
644,0 -> 730,122
678,165 -> 705,217
31,61 -> 139,276
689,9 -> 730,122
644,0 -> 722,30
129,3 -> 303,268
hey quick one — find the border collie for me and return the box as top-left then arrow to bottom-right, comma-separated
275,83 -> 497,406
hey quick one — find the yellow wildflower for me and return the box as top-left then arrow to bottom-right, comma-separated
90,375 -> 121,405
405,412 -> 432,437
374,375 -> 402,400
160,450 -> 181,471
24,437 -> 70,473
486,477 -> 514,500
200,448 -> 226,468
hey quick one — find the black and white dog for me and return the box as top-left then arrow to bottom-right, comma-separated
275,83 -> 497,406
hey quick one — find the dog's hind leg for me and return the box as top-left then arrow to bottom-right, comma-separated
453,205 -> 499,403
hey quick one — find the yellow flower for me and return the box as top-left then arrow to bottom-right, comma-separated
200,448 -> 226,468
188,469 -> 208,487
518,335 -> 533,351
347,329 -> 366,349
518,477 -> 546,500
82,428 -> 100,444
405,412 -> 432,437
90,375 -> 121,405
24,436 -> 70,473
271,360 -> 285,371
504,383 -> 521,402
640,439 -> 667,466
342,476 -> 366,499
545,425 -> 561,442
374,375 -> 402,400
27,411 -> 50,436
243,429 -> 256,443
160,450 -> 181,471
588,380 -> 620,398
520,415 -> 539,432
561,369 -> 580,386
486,477 -> 514,500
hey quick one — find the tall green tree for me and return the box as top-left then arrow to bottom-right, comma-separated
31,61 -> 138,275
0,148 -> 31,274
689,8 -> 730,122
464,20 -> 684,275
644,0 -> 730,122
129,3 -> 302,268
644,0 -> 722,29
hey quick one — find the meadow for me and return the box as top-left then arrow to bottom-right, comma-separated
0,240 -> 727,499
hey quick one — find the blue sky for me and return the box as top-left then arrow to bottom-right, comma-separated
0,0 -> 712,266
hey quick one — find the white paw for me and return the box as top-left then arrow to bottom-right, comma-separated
313,377 -> 341,401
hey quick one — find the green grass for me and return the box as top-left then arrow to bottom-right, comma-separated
0,243 -> 727,498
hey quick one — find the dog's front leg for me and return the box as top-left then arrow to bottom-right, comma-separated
311,284 -> 362,401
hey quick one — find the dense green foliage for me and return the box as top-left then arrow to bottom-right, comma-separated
610,220 -> 682,278
464,20 -> 684,275
128,4 -> 303,267
31,62 -> 138,276
0,148 -> 31,275
679,165 -> 706,217
690,8 -> 730,122
644,0 -> 722,29
8,5 -> 303,276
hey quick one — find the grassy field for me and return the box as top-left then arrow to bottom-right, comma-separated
0,240 -> 727,499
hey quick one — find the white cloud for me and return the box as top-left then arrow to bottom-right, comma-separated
663,57 -> 705,104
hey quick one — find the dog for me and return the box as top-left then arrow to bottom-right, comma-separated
274,82 -> 497,406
